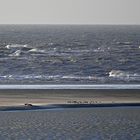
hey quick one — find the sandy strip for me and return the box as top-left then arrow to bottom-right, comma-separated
0,89 -> 140,106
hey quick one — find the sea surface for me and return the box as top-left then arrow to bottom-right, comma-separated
0,107 -> 140,140
0,25 -> 140,84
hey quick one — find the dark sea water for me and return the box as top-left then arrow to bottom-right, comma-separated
0,25 -> 140,84
0,107 -> 140,139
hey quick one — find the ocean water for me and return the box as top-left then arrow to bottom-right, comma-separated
0,107 -> 140,139
0,25 -> 140,84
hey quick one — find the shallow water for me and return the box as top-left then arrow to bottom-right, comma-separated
0,107 -> 140,140
0,25 -> 140,84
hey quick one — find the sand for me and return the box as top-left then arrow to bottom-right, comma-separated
0,89 -> 140,106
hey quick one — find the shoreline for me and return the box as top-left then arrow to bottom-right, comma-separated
0,84 -> 140,89
0,89 -> 140,108
0,103 -> 140,112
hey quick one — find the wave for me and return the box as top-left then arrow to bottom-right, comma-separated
109,70 -> 140,80
62,76 -> 95,80
5,44 -> 30,49
9,50 -> 21,57
28,48 -> 46,53
0,74 -> 103,81
4,44 -> 108,58
93,47 -> 105,52
5,44 -> 48,57
0,73 -> 140,83
116,42 -> 132,45
65,47 -> 107,53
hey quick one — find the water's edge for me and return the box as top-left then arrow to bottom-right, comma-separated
1,103 -> 140,112
0,84 -> 140,89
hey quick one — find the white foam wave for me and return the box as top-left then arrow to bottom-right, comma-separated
66,48 -> 105,53
0,74 -> 101,80
116,42 -> 132,45
0,75 -> 13,79
9,50 -> 21,57
93,48 -> 105,52
28,48 -> 46,53
62,75 -> 97,80
109,70 -> 140,80
0,73 -> 140,82
5,44 -> 29,49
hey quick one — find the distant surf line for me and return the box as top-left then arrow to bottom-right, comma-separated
0,84 -> 140,89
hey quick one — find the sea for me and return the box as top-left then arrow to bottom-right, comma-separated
0,25 -> 140,85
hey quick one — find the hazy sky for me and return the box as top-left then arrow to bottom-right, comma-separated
0,0 -> 140,24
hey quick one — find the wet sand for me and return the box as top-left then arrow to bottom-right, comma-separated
0,89 -> 140,106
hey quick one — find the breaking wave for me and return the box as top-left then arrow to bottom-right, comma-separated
3,44 -> 109,58
5,44 -> 30,49
115,41 -> 132,45
109,70 -> 140,81
0,75 -> 100,80
28,48 -> 46,53
0,74 -> 108,84
0,73 -> 140,83
9,50 -> 22,57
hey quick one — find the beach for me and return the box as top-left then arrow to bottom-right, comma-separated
0,89 -> 140,107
